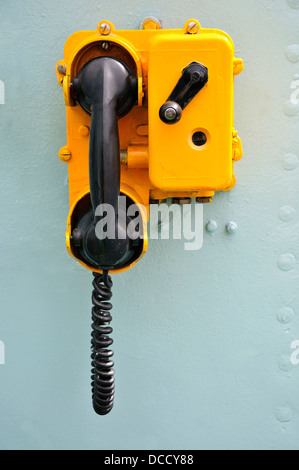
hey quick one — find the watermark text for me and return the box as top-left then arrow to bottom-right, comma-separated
0,80 -> 4,105
94,197 -> 203,251
0,340 -> 5,365
291,79 -> 299,104
290,340 -> 299,366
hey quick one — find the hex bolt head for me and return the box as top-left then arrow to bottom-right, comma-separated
141,17 -> 162,30
99,22 -> 111,35
187,21 -> 199,34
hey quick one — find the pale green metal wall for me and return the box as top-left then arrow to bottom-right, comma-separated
0,0 -> 299,450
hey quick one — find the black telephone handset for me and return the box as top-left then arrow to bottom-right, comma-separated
72,57 -> 140,269
71,57 -> 142,414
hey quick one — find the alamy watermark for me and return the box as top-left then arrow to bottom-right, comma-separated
95,196 -> 203,251
290,79 -> 299,105
0,80 -> 5,364
290,340 -> 299,366
0,80 -> 5,105
0,340 -> 5,365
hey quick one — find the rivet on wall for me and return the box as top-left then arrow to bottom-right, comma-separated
276,16 -> 298,432
226,221 -> 238,234
279,206 -> 297,222
275,406 -> 293,423
285,44 -> 299,63
284,100 -> 299,116
205,220 -> 218,233
278,354 -> 294,372
282,153 -> 298,171
287,0 -> 299,9
277,253 -> 296,272
277,306 -> 294,324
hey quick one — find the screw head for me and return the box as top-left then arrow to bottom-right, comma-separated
99,22 -> 111,35
191,71 -> 201,81
159,101 -> 182,124
164,107 -> 177,121
59,147 -> 71,162
101,41 -> 110,50
57,64 -> 67,75
79,125 -> 90,137
187,21 -> 199,34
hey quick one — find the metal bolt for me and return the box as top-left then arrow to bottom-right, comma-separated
164,107 -> 177,121
99,22 -> 111,35
191,71 -> 200,82
101,41 -> 110,50
57,64 -> 67,75
186,21 -> 199,34
120,150 -> 128,165
149,198 -> 167,205
172,197 -> 191,205
141,17 -> 162,30
79,125 -> 90,137
196,197 -> 212,204
59,147 -> 71,162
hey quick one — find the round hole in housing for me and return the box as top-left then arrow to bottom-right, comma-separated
189,128 -> 210,150
192,131 -> 207,147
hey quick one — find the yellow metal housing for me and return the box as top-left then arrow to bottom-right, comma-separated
148,27 -> 238,191
57,19 -> 243,273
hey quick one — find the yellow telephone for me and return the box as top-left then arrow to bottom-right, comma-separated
56,18 -> 243,415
